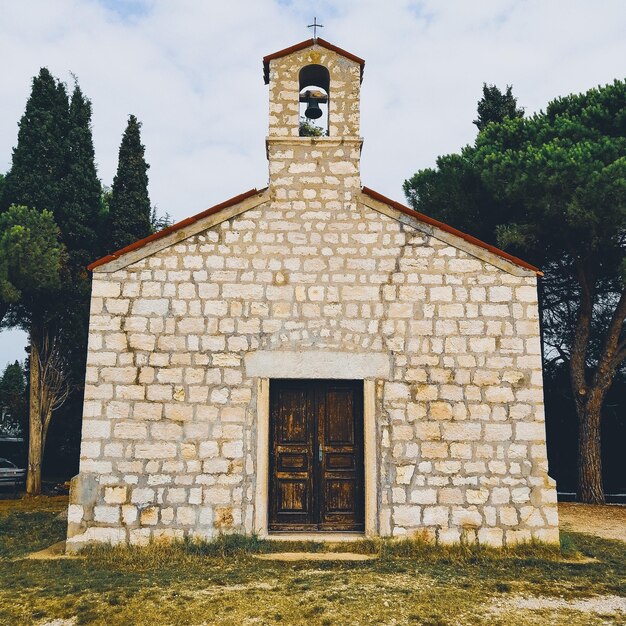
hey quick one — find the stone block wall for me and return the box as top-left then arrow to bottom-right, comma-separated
67,193 -> 559,550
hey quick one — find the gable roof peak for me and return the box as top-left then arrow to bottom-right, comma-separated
263,38 -> 365,84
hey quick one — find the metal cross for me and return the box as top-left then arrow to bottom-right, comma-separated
308,17 -> 323,40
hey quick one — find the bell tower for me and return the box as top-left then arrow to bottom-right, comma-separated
263,38 -> 365,204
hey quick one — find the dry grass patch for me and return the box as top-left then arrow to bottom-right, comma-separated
0,497 -> 624,625
0,495 -> 68,560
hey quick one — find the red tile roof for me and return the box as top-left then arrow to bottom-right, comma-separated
263,38 -> 365,84
361,187 -> 542,276
88,188 -> 265,271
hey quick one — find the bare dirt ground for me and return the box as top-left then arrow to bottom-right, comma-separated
559,502 -> 626,542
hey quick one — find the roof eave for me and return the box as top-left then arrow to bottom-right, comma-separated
360,187 -> 543,277
88,188 -> 266,271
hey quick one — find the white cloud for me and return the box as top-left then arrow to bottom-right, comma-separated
1,0 -> 625,365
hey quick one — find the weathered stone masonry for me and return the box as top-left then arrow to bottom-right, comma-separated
67,39 -> 558,550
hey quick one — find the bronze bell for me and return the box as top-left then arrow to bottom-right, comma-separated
304,91 -> 323,120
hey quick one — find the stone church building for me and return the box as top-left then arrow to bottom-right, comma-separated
67,38 -> 559,550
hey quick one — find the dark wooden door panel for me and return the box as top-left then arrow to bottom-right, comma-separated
325,479 -> 355,511
277,389 -> 309,444
269,379 -> 364,532
278,480 -> 308,511
269,381 -> 315,529
326,453 -> 355,470
319,381 -> 364,531
325,389 -> 356,444
278,453 -> 308,471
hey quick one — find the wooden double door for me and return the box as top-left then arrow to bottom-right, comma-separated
269,379 -> 364,532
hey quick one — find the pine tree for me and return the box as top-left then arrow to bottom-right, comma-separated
107,115 -> 151,251
473,84 -> 524,132
0,205 -> 62,325
472,81 -> 626,503
406,79 -> 626,503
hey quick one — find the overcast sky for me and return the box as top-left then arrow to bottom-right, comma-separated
1,0 -> 625,368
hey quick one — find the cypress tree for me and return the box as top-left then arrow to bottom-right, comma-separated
50,86 -> 101,491
107,115 -> 151,251
56,85 -> 102,386
473,84 -> 524,132
60,84 -> 101,260
1,68 -> 69,213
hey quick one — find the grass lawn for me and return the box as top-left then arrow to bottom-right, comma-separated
0,497 -> 624,625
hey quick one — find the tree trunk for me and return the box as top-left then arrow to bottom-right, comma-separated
25,323 -> 71,496
573,287 -> 626,504
576,399 -> 605,504
26,323 -> 43,496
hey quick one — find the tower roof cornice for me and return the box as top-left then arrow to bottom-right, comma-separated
263,38 -> 365,84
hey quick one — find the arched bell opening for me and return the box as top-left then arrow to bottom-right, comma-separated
298,64 -> 330,137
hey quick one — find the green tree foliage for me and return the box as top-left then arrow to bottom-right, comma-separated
474,80 -> 626,503
404,79 -> 626,503
62,84 -> 102,260
473,83 -> 524,131
0,205 -> 63,325
56,85 -> 102,384
0,361 -> 27,437
299,116 -> 325,137
0,68 -> 100,493
403,153 -> 502,244
150,206 -> 173,233
1,69 -> 69,214
0,72 -> 99,346
107,115 -> 151,251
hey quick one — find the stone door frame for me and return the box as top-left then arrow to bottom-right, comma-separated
254,377 -> 378,538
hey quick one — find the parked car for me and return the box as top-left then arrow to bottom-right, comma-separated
0,457 -> 26,491
53,481 -> 71,495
